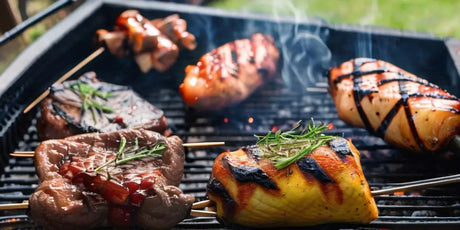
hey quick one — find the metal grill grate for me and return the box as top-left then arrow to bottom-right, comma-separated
1,80 -> 459,229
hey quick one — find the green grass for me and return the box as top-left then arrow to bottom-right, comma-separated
208,0 -> 460,38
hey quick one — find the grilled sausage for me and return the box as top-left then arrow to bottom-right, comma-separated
207,137 -> 378,227
328,58 -> 460,152
179,33 -> 279,110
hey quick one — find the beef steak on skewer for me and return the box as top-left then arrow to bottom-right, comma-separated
30,129 -> 194,229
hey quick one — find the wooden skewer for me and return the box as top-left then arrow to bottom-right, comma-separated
0,201 -> 28,210
23,47 -> 106,114
190,174 -> 460,215
10,141 -> 226,158
2,174 -> 459,217
182,142 -> 225,148
0,200 -> 218,218
192,199 -> 213,209
189,209 -> 217,217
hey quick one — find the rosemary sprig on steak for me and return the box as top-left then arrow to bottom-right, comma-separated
95,137 -> 166,172
69,80 -> 114,123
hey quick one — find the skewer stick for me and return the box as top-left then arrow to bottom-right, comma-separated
2,174 -> 459,215
190,209 -> 217,217
182,142 -> 225,148
192,199 -> 213,209
10,141 -> 225,158
371,175 -> 460,196
190,174 -> 460,211
0,200 -> 218,218
23,47 -> 106,114
0,201 -> 28,210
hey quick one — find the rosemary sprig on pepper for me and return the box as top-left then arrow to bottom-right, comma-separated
95,137 -> 166,172
69,81 -> 114,123
254,119 -> 335,170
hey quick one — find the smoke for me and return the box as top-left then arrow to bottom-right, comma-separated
268,0 -> 332,88
187,0 -> 382,89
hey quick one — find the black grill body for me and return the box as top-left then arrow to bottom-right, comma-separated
0,0 -> 459,229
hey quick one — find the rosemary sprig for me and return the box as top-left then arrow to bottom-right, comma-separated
94,137 -> 166,172
254,119 -> 335,170
69,81 -> 114,124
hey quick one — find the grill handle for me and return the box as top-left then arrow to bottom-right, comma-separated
0,0 -> 75,46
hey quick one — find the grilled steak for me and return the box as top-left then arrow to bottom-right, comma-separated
37,72 -> 168,140
207,137 -> 378,227
30,129 -> 194,230
179,33 -> 279,110
328,58 -> 460,152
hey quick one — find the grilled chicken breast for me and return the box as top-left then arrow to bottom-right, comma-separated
179,33 -> 279,110
207,137 -> 378,227
328,58 -> 460,152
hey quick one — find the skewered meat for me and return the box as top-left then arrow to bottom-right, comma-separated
328,58 -> 460,152
96,10 -> 196,72
37,72 -> 168,140
179,33 -> 279,110
207,124 -> 378,227
151,14 -> 197,50
30,129 -> 194,230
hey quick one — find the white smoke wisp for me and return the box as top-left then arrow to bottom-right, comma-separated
270,0 -> 332,88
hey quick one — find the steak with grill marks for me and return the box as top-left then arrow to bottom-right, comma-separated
37,72 -> 169,140
30,129 -> 194,230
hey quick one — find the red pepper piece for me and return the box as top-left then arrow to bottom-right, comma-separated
101,180 -> 130,205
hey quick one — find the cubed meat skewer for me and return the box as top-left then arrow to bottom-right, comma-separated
96,10 -> 196,73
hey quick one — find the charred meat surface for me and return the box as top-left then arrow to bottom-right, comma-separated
37,72 -> 168,140
30,129 -> 194,230
207,124 -> 377,227
179,33 -> 279,110
328,58 -> 460,152
96,10 -> 196,72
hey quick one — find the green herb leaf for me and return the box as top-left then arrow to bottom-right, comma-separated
254,119 -> 335,170
94,137 -> 166,172
69,81 -> 114,124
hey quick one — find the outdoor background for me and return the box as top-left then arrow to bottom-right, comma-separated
1,0 -> 459,73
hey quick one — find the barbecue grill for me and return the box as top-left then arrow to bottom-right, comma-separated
1,0 -> 459,229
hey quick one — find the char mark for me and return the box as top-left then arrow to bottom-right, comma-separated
400,81 -> 427,152
333,68 -> 390,85
229,164 -> 278,190
377,74 -> 440,89
296,157 -> 334,183
52,102 -> 98,133
353,77 -> 377,135
328,137 -> 352,160
207,178 -> 237,218
242,146 -> 262,162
